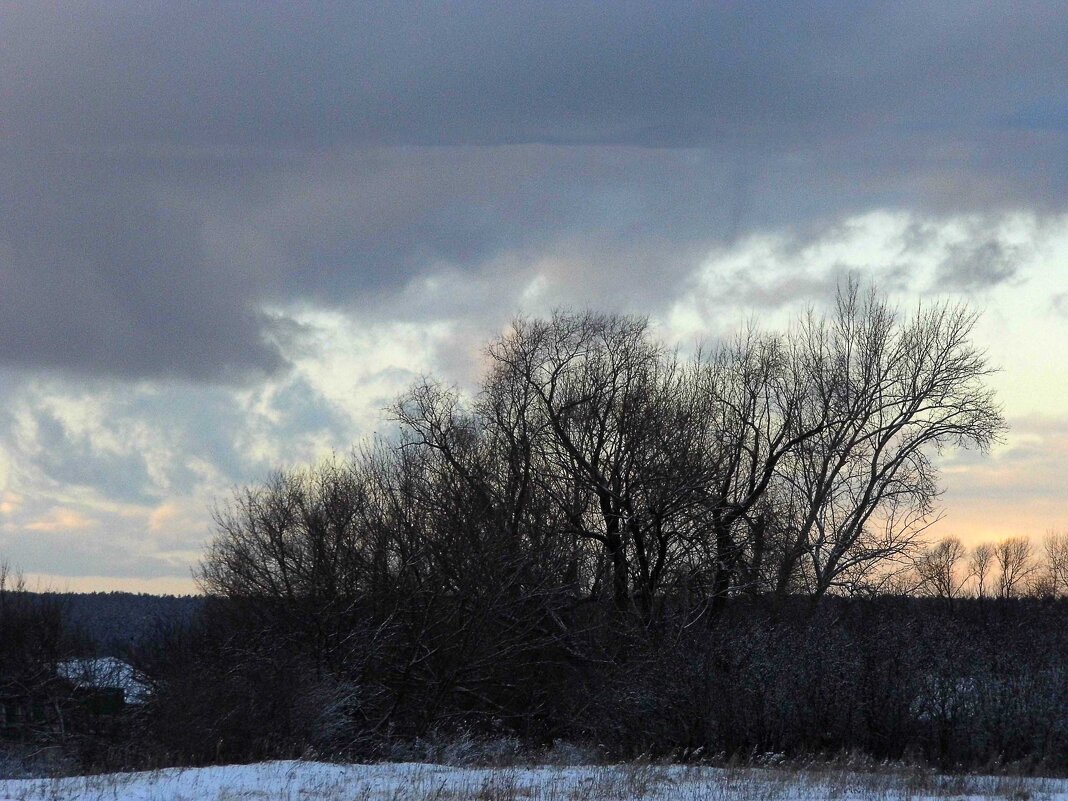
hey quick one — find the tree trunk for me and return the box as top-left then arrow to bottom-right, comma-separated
709,516 -> 734,616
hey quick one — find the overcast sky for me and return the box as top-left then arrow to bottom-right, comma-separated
1,2 -> 1066,593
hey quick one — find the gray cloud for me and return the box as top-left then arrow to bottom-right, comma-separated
4,2 -> 1067,587
26,409 -> 160,505
937,238 -> 1023,290
0,2 -> 1065,380
0,355 -> 367,504
0,151 -> 285,380
5,3 -> 1066,151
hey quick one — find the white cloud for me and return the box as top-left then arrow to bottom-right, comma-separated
3,208 -> 1067,587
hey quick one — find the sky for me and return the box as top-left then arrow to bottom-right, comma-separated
1,2 -> 1066,594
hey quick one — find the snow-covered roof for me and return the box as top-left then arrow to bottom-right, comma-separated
57,657 -> 150,704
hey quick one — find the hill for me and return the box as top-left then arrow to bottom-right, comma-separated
33,591 -> 204,654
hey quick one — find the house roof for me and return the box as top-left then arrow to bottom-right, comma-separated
56,657 -> 149,704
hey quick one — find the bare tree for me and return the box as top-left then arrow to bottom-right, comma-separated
968,542 -> 996,598
693,327 -> 830,608
1043,530 -> 1068,597
913,536 -> 968,599
188,286 -> 1013,762
477,311 -> 717,617
994,536 -> 1038,598
769,285 -> 1004,597
0,560 -> 79,744
199,457 -> 383,607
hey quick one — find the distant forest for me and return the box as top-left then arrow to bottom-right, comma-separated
30,592 -> 203,654
4,287 -> 1068,777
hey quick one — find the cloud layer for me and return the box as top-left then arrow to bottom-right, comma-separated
0,3 -> 1066,588
3,3 -> 1067,378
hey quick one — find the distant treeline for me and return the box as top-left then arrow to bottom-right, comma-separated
29,592 -> 203,654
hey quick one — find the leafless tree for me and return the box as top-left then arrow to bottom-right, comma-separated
913,536 -> 968,599
694,328 -> 822,607
968,542 -> 995,598
475,311 -> 717,617
1043,530 -> 1068,597
187,285 -> 1015,762
199,457 -> 384,606
0,560 -> 79,744
768,285 -> 1004,597
994,536 -> 1038,598
392,288 -> 1004,612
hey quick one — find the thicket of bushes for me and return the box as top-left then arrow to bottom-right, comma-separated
122,594 -> 1068,772
9,584 -> 1068,774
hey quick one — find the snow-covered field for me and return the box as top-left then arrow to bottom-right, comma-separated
3,760 -> 1068,801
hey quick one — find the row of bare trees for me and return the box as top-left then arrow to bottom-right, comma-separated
202,285 -> 1005,621
911,531 -> 1068,599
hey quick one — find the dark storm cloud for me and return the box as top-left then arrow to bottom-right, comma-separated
213,146 -> 753,308
0,151 -> 285,380
1,2 -> 1066,378
6,3 -> 1066,151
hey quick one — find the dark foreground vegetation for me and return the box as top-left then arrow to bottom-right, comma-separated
7,584 -> 1068,776
5,287 -> 1066,776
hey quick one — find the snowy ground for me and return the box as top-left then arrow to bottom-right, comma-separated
2,760 -> 1068,801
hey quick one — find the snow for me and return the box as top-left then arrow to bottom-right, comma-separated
2,760 -> 1068,801
56,657 -> 150,704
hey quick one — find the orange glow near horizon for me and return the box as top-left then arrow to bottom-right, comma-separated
18,572 -> 202,597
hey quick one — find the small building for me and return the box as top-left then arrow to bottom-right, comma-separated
57,657 -> 150,708
1,658 -> 148,741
